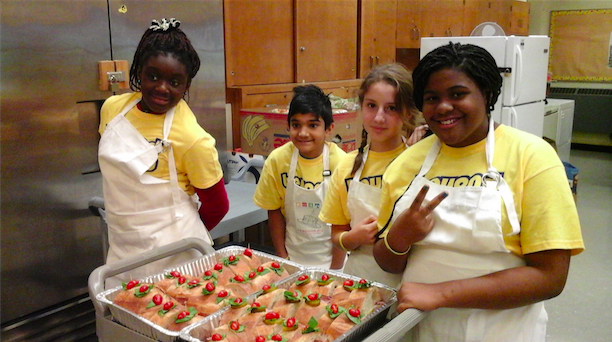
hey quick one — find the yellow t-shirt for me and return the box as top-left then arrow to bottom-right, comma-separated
99,92 -> 223,195
378,125 -> 584,256
253,141 -> 346,216
319,143 -> 407,225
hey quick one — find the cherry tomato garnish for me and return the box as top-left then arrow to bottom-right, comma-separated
248,272 -> 256,279
359,279 -> 367,284
343,279 -> 354,287
349,308 -> 361,317
234,298 -> 243,304
298,274 -> 309,281
170,270 -> 180,278
178,276 -> 186,285
271,262 -> 280,269
331,304 -> 339,314
244,248 -> 253,257
271,334 -> 283,341
234,275 -> 244,282
286,317 -> 296,327
265,311 -> 279,320
228,255 -> 236,262
321,274 -> 329,281
152,294 -> 163,305
230,321 -> 240,330
188,279 -> 199,286
255,336 -> 266,342
206,282 -> 215,292
252,302 -> 261,308
163,301 -> 174,310
204,270 -> 213,277
257,266 -> 264,272
211,333 -> 223,341
177,311 -> 188,320
262,285 -> 271,291
214,263 -> 223,271
139,285 -> 149,293
126,280 -> 139,290
218,290 -> 228,298
307,293 -> 318,301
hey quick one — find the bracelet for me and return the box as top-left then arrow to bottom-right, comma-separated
338,231 -> 350,252
383,234 -> 411,256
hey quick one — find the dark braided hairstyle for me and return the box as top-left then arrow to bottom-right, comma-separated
288,84 -> 334,129
412,42 -> 502,114
350,63 -> 421,176
129,18 -> 201,93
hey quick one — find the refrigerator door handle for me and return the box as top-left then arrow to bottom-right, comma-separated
510,44 -> 524,106
509,107 -> 518,127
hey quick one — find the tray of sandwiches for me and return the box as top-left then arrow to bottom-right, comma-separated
95,245 -> 305,342
179,268 -> 397,342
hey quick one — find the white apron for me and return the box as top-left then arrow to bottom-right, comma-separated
284,144 -> 333,269
343,147 -> 402,288
98,97 -> 212,279
394,120 -> 547,342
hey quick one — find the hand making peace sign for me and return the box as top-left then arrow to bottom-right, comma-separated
387,185 -> 448,252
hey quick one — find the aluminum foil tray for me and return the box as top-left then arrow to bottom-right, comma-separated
179,268 -> 397,342
95,246 -> 305,342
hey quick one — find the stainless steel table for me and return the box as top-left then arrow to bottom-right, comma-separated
210,181 -> 267,242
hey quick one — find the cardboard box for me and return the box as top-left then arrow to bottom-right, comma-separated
240,107 -> 361,156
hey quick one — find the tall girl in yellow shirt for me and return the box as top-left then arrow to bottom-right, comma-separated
319,63 -> 425,286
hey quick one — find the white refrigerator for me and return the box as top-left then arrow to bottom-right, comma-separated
419,36 -> 550,137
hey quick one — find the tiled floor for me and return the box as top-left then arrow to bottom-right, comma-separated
545,149 -> 612,341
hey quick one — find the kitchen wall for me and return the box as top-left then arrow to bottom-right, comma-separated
529,0 -> 612,89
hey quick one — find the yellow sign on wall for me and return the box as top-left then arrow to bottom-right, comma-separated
549,9 -> 612,82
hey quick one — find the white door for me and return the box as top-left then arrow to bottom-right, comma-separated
501,36 -> 550,106
501,101 -> 545,137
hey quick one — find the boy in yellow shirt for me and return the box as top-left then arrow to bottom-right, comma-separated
253,85 -> 346,269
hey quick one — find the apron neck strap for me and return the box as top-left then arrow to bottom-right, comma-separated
416,119 -> 520,236
353,146 -> 369,181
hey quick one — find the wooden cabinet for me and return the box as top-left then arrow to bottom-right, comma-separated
397,0 -> 464,48
224,0 -> 357,87
464,0 -> 507,35
359,0 -> 397,77
224,0 -> 294,86
420,0 -> 464,38
295,0 -> 358,83
396,0 -> 423,49
397,1 -> 531,49
464,0 -> 530,36
508,0 -> 530,35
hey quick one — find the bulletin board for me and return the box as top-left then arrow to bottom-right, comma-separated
549,9 -> 612,82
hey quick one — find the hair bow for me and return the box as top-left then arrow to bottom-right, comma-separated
150,18 -> 181,31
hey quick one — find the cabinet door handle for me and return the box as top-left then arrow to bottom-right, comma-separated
370,56 -> 374,68
300,46 -> 306,51
376,56 -> 380,65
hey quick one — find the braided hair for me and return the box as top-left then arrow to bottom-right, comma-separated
129,18 -> 201,93
412,42 -> 502,114
350,63 -> 421,176
288,84 -> 334,129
